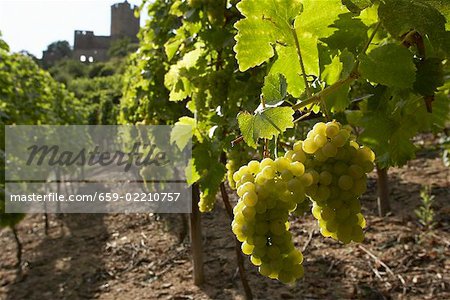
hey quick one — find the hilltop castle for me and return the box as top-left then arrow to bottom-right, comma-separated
43,1 -> 140,64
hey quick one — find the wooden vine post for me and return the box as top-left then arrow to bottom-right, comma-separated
12,225 -> 22,268
190,183 -> 204,285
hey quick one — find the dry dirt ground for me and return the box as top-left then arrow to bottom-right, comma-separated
1,149 -> 449,300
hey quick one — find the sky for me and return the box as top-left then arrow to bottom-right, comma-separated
0,0 -> 146,58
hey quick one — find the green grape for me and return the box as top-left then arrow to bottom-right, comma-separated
295,121 -> 373,245
242,241 -> 254,255
226,148 -> 253,190
251,255 -> 262,266
312,122 -> 327,135
319,170 -> 332,185
261,165 -> 276,179
321,142 -> 338,158
198,192 -> 216,212
275,157 -> 290,171
338,175 -> 353,190
316,185 -> 331,201
231,121 -> 374,282
331,129 -> 350,147
248,160 -> 260,173
290,161 -> 305,177
293,141 -> 303,152
300,172 -> 314,186
320,206 -> 335,221
325,122 -> 340,138
348,164 -> 364,179
231,155 -> 307,283
303,138 -> 318,154
314,134 -> 327,147
243,191 -> 258,207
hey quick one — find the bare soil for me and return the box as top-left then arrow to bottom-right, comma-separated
1,149 -> 449,300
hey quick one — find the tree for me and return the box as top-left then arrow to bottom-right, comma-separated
41,40 -> 73,68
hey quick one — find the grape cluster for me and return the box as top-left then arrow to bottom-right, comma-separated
231,121 -> 374,282
231,157 -> 308,283
199,193 -> 216,212
226,149 -> 249,190
288,121 -> 374,244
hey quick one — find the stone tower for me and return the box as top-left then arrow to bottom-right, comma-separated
111,0 -> 140,42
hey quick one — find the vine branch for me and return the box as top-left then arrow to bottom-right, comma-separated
292,27 -> 312,98
292,22 -> 381,112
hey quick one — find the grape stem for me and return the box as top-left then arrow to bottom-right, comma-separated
291,22 -> 381,111
291,26 -> 312,98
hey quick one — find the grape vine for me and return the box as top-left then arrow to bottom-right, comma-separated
120,0 -> 449,290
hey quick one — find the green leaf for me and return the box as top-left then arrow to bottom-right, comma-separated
165,46 -> 204,101
413,58 -> 444,96
164,35 -> 183,61
359,44 -> 416,88
324,82 -> 350,113
420,0 -> 450,30
262,73 -> 287,106
322,13 -> 369,55
359,3 -> 379,27
191,142 -> 226,210
198,161 -> 226,205
233,0 -> 302,71
234,0 -> 347,97
321,55 -> 343,85
289,0 -> 349,96
238,107 -> 294,148
378,0 -> 449,54
342,0 -> 373,12
171,117 -> 196,151
186,159 -> 200,185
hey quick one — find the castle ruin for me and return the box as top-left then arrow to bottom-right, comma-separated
43,1 -> 140,64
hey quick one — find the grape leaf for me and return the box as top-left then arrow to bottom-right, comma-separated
233,0 -> 302,71
322,13 -> 369,55
324,83 -> 351,113
378,0 -> 449,55
234,0 -> 347,97
359,3 -> 379,27
262,73 -> 287,106
164,35 -> 184,61
165,46 -> 204,101
420,0 -> 450,30
413,58 -> 444,96
354,112 -> 417,167
322,55 -> 343,85
386,122 -> 417,167
186,159 -> 200,185
192,142 -> 226,207
342,0 -> 373,12
238,107 -> 294,148
198,161 -> 226,206
171,117 -> 196,151
359,44 -> 416,88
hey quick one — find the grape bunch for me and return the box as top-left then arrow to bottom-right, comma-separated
288,121 -> 374,244
226,149 -> 250,190
198,193 -> 216,212
231,157 -> 308,283
230,121 -> 374,282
